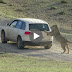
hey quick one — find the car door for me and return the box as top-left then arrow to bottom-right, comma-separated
16,21 -> 27,40
7,20 -> 18,41
7,20 -> 23,41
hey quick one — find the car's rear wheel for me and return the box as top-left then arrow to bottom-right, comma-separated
44,44 -> 52,49
1,31 -> 7,43
17,37 -> 24,49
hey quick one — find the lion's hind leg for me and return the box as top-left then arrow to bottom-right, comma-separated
61,44 -> 66,54
66,43 -> 69,54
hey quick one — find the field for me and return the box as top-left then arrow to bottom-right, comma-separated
0,53 -> 72,72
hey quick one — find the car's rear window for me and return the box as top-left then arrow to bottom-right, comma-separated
29,24 -> 50,31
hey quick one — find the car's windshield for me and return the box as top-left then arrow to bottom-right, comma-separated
29,24 -> 50,31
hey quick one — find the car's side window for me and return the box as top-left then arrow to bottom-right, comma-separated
16,20 -> 22,29
10,21 -> 17,28
21,22 -> 26,30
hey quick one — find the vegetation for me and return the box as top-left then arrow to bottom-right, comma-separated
0,53 -> 72,72
50,6 -> 57,10
61,0 -> 68,4
8,4 -> 13,6
57,11 -> 65,15
70,9 -> 72,10
0,0 -> 6,4
0,0 -> 71,27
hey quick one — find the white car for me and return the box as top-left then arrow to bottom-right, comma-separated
0,18 -> 53,49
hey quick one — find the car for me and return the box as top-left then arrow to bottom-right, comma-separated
0,18 -> 53,49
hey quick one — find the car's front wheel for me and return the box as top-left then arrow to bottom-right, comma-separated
1,31 -> 7,43
17,37 -> 24,49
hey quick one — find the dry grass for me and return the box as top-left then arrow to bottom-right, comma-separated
0,0 -> 72,33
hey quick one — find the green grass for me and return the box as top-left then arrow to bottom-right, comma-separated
0,53 -> 72,72
0,0 -> 6,4
50,6 -> 57,10
61,0 -> 68,4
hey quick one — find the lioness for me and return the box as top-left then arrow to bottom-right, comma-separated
45,25 -> 71,54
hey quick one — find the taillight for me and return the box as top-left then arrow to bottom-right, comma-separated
24,32 -> 30,35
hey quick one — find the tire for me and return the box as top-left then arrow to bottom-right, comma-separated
44,44 -> 52,49
1,31 -> 7,43
17,37 -> 24,49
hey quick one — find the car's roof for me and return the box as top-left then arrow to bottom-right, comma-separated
16,18 -> 48,24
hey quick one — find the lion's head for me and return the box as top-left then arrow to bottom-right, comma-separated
51,25 -> 60,36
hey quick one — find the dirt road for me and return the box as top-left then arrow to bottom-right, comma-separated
0,20 -> 72,62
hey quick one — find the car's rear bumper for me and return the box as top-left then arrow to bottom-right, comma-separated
23,41 -> 52,46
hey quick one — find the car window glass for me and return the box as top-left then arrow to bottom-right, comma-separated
29,24 -> 50,31
21,22 -> 26,30
16,21 -> 22,29
10,21 -> 17,28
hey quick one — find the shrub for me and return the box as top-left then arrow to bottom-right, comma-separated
50,6 -> 57,10
15,9 -> 23,12
8,4 -> 13,6
70,9 -> 72,10
61,0 -> 68,4
0,0 -> 6,4
57,11 -> 65,15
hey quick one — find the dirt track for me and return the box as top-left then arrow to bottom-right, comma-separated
0,20 -> 72,62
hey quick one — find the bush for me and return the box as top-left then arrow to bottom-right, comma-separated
15,9 -> 23,12
57,11 -> 65,15
0,0 -> 6,4
61,0 -> 68,4
50,6 -> 57,10
70,9 -> 72,10
8,4 -> 13,6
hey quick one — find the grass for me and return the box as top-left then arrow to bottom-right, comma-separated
0,0 -> 6,4
0,53 -> 72,72
61,0 -> 68,4
50,6 -> 57,10
15,9 -> 23,12
57,11 -> 65,15
61,32 -> 72,41
8,4 -> 13,6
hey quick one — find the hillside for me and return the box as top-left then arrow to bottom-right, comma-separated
0,0 -> 72,34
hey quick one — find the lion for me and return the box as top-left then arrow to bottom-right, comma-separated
44,25 -> 72,54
